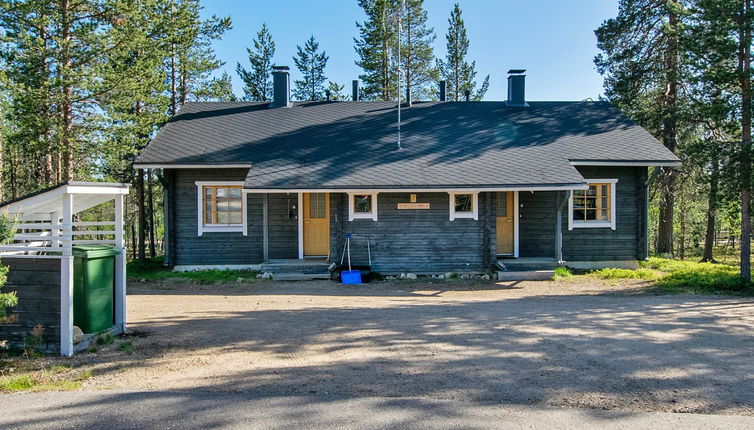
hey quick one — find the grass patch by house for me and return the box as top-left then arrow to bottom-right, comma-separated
552,266 -> 572,280
0,360 -> 92,393
584,257 -> 751,295
642,257 -> 750,295
591,267 -> 658,280
127,257 -> 260,284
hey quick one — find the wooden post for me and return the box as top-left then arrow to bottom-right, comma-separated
297,192 -> 304,259
114,194 -> 126,333
263,194 -> 269,262
51,211 -> 61,248
60,193 -> 74,357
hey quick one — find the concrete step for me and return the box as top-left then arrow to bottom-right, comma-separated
496,270 -> 555,281
497,258 -> 558,271
261,260 -> 331,274
271,272 -> 332,281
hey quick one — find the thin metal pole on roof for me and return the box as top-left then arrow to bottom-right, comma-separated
396,0 -> 403,151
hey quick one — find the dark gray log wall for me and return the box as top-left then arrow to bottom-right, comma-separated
167,166 -> 646,268
329,192 -> 495,274
0,258 -> 61,352
518,166 -> 646,261
171,169 -> 264,265
562,166 -> 645,261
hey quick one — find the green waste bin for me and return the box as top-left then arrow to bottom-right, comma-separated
73,245 -> 119,334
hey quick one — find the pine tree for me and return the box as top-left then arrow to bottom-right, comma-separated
237,23 -> 276,101
437,3 -> 488,101
688,0 -> 754,281
192,72 -> 237,102
595,0 -> 688,256
293,36 -> 329,101
355,0 -> 399,100
327,81 -> 349,101
398,0 -> 437,103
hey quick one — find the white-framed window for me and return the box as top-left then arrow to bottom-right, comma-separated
449,192 -> 478,221
195,181 -> 247,236
348,192 -> 378,221
568,179 -> 617,230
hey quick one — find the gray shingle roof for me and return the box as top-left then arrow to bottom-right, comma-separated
135,100 -> 679,189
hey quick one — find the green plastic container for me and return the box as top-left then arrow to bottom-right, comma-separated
73,245 -> 119,334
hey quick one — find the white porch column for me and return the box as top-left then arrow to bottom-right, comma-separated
114,194 -> 126,333
60,193 -> 74,357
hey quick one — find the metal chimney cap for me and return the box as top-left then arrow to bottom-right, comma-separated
507,69 -> 526,74
272,65 -> 290,71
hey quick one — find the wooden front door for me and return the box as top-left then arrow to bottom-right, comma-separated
496,192 -> 515,255
303,193 -> 330,256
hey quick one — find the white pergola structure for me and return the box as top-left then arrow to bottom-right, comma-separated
0,182 -> 130,356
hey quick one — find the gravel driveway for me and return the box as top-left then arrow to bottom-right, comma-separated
70,279 -> 754,416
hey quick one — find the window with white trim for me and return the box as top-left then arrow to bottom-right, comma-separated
449,192 -> 478,220
568,179 -> 617,230
196,182 -> 247,236
348,193 -> 378,221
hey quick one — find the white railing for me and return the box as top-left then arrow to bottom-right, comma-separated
0,220 -> 118,259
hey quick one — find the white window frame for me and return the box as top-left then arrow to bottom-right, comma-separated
568,179 -> 617,231
449,192 -> 479,221
348,192 -> 378,221
195,181 -> 247,236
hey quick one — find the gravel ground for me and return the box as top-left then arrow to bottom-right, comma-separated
54,278 -> 754,415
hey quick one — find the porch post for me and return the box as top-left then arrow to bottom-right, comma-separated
60,193 -> 74,357
555,191 -> 569,265
297,192 -> 304,259
263,194 -> 269,262
114,194 -> 126,333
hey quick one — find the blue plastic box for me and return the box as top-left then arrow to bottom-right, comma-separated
341,269 -> 362,284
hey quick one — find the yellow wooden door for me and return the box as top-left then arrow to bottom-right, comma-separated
303,193 -> 330,256
496,192 -> 514,255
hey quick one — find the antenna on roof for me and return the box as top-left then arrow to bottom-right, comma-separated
396,0 -> 404,151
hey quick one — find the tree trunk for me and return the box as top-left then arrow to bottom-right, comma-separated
60,0 -> 74,181
701,145 -> 719,262
147,169 -> 156,258
170,45 -> 177,115
136,169 -> 146,261
740,0 -> 752,283
655,4 -> 680,256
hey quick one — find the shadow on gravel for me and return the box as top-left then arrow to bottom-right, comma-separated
74,283 -> 754,417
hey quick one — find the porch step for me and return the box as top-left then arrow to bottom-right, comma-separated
497,257 -> 558,271
261,259 -> 330,274
496,270 -> 555,281
271,272 -> 332,281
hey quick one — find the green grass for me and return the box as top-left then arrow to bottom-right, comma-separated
642,257 -> 749,294
118,341 -> 134,353
95,333 -> 114,346
0,368 -> 91,392
592,267 -> 658,280
552,266 -> 573,280
127,256 -> 260,284
585,257 -> 752,295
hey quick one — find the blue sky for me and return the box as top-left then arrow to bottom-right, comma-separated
201,0 -> 618,101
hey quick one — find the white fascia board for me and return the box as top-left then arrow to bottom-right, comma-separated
134,164 -> 252,169
245,185 -> 589,193
570,161 -> 681,167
